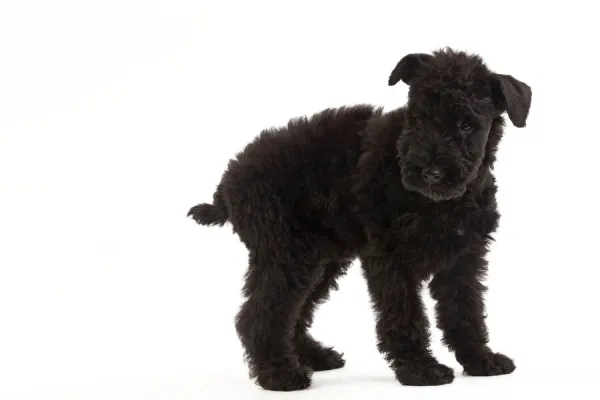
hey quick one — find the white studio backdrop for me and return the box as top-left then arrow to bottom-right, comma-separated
1,1 -> 599,399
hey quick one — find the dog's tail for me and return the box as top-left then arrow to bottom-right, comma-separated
187,184 -> 228,226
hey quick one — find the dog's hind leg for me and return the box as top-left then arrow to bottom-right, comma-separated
234,251 -> 323,391
293,260 -> 350,371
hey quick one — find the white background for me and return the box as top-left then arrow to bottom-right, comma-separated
1,1 -> 598,399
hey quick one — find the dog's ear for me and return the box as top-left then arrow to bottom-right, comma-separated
490,73 -> 532,127
388,53 -> 433,86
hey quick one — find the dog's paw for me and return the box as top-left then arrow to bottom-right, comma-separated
395,362 -> 455,386
462,352 -> 515,376
300,348 -> 345,371
256,365 -> 312,391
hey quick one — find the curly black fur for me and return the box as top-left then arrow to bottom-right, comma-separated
188,47 -> 531,390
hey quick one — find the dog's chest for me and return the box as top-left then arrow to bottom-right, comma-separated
397,209 -> 475,243
378,196 -> 499,270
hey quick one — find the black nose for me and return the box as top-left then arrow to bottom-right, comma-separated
422,167 -> 444,184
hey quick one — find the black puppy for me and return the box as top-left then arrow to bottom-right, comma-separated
189,47 -> 531,391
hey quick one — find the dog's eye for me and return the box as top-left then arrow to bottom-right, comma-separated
457,120 -> 472,132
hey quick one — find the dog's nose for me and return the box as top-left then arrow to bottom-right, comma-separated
422,167 -> 444,184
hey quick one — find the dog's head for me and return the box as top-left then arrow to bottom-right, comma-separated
389,48 -> 531,202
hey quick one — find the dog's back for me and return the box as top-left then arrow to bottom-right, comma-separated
189,104 -> 379,259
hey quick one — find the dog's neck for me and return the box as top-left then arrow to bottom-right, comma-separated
466,164 -> 493,195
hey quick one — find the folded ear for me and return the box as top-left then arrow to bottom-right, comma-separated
490,73 -> 532,127
388,53 -> 433,86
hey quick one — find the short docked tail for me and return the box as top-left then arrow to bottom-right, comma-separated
187,184 -> 228,226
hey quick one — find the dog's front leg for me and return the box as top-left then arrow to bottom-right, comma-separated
429,250 -> 516,376
361,256 -> 454,386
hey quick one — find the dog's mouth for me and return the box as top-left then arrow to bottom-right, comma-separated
424,185 -> 466,202
408,183 -> 466,202
401,170 -> 467,202
401,164 -> 471,203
